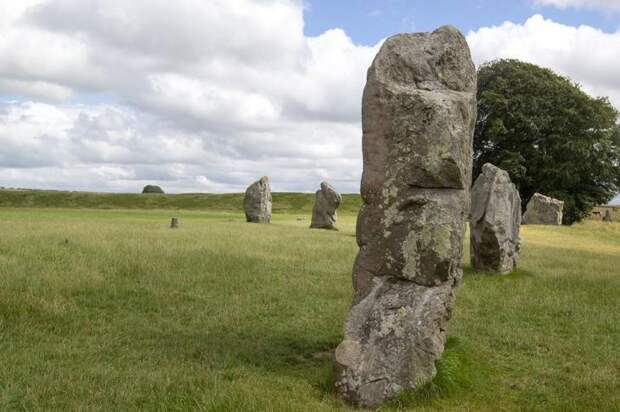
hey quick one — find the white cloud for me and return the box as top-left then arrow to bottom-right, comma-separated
0,2 -> 617,196
534,0 -> 620,11
467,14 -> 620,109
0,100 -> 365,193
0,0 -> 379,193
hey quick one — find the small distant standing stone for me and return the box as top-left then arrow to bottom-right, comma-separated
470,163 -> 521,274
170,217 -> 179,229
603,210 -> 612,222
522,193 -> 564,225
310,181 -> 342,230
142,185 -> 164,194
244,176 -> 272,223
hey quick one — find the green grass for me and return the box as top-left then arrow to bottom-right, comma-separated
0,207 -> 619,411
0,189 -> 362,215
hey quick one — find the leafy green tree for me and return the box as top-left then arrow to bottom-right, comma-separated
474,59 -> 620,224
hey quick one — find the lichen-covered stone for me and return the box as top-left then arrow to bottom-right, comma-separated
243,176 -> 272,223
334,26 -> 476,408
310,181 -> 342,230
470,163 -> 521,274
522,193 -> 563,225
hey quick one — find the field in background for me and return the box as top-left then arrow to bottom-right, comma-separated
588,205 -> 620,221
0,205 -> 619,411
0,189 -> 362,215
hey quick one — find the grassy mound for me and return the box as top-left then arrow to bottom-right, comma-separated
0,189 -> 362,215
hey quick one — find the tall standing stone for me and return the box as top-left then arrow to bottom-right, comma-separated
310,181 -> 342,230
522,193 -> 564,225
470,163 -> 521,274
603,209 -> 612,222
334,26 -> 476,407
244,176 -> 272,223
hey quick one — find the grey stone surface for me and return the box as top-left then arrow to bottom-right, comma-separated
603,209 -> 613,222
470,163 -> 521,274
334,26 -> 476,408
142,185 -> 164,194
310,181 -> 342,230
522,193 -> 563,225
244,176 -> 272,223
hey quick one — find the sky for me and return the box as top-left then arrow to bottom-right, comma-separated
0,0 -> 619,203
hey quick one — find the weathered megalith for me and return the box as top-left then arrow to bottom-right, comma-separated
470,163 -> 521,274
244,176 -> 272,223
142,185 -> 164,194
310,181 -> 342,230
334,26 -> 477,407
522,193 -> 563,225
170,217 -> 179,229
603,209 -> 613,222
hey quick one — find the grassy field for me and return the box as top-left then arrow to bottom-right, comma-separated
0,206 -> 619,411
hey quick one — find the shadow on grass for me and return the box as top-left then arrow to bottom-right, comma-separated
384,337 -> 487,410
71,245 -> 488,406
183,328 -> 485,406
182,328 -> 342,398
463,265 -> 535,280
65,273 -> 486,408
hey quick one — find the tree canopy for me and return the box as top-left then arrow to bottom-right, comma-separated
474,59 -> 620,224
142,185 -> 165,194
